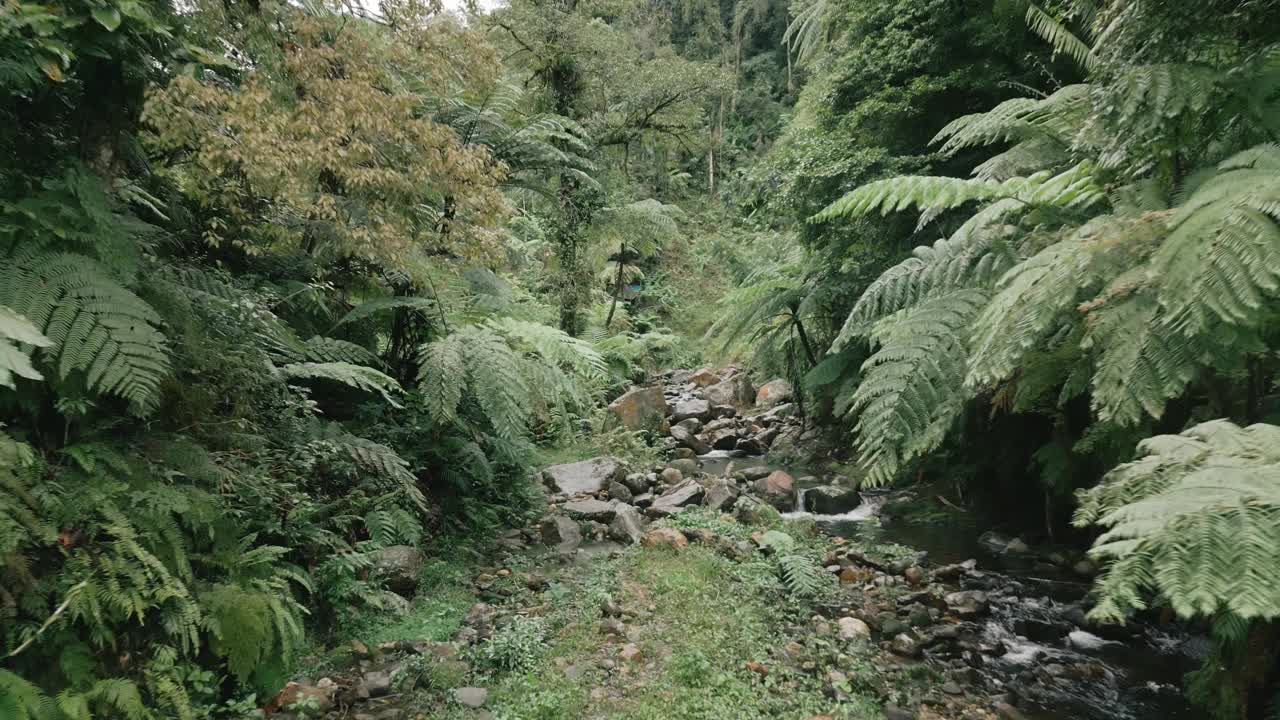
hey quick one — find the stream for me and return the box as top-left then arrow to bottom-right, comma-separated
698,450 -> 1205,720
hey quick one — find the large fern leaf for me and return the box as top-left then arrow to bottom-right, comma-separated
278,362 -> 403,407
0,252 -> 170,413
1076,420 -> 1280,622
0,305 -> 52,389
850,289 -> 989,486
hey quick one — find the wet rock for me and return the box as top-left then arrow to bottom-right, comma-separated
734,466 -> 773,482
754,426 -> 780,448
668,458 -> 700,477
608,481 -> 633,503
621,472 -> 651,494
753,470 -> 796,511
734,495 -> 782,525
374,545 -> 423,596
671,447 -> 697,460
608,504 -> 645,544
802,486 -> 861,515
1005,537 -> 1030,553
563,498 -> 618,522
671,397 -> 711,422
755,379 -> 793,407
933,559 -> 977,581
904,566 -> 927,586
641,528 -> 689,550
543,457 -> 626,495
837,617 -> 871,641
649,478 -> 705,516
670,425 -> 711,454
452,687 -> 489,708
703,478 -> 739,512
540,515 -> 582,553
608,386 -> 668,430
1014,618 -> 1071,644
945,590 -> 989,618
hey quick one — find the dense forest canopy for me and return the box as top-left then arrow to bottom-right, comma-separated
3,0 -> 1280,718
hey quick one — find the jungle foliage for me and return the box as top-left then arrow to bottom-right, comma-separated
709,0 -> 1280,716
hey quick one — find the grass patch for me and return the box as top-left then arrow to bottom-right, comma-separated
481,543 -> 880,720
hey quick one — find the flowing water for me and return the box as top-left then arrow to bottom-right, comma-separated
698,450 -> 1206,720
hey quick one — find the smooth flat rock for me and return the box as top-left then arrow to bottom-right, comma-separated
542,456 -> 626,495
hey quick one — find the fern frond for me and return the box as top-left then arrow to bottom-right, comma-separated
831,200 -> 1021,350
0,305 -> 52,388
1076,420 -> 1280,622
775,551 -> 829,599
1025,2 -> 1098,72
278,362 -> 403,407
0,252 -> 170,413
331,296 -> 438,329
850,290 -> 989,486
302,336 -> 380,366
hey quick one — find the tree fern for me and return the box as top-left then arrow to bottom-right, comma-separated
1076,420 -> 1280,622
849,290 -> 989,486
0,252 -> 170,414
302,336 -> 381,367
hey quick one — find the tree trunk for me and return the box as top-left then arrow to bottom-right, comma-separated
605,250 -> 627,328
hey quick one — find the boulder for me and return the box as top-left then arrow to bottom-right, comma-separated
609,504 -> 645,544
543,457 -> 626,495
608,481 -> 633,503
705,427 -> 740,451
540,515 -> 582,553
621,472 -> 651,494
659,467 -> 683,484
452,687 -> 489,708
668,458 -> 700,477
801,486 -> 861,515
671,397 -> 711,422
689,368 -> 720,387
735,435 -> 765,454
703,379 -> 739,406
710,404 -> 737,419
649,478 -> 705,516
734,495 -> 782,525
703,478 -> 739,512
837,617 -> 871,641
735,466 -> 773,482
563,498 -> 618,522
608,386 -> 668,430
753,470 -> 796,511
675,417 -> 703,433
670,425 -> 711,454
374,545 -> 423,595
755,379 -> 793,408
641,528 -> 689,550
944,590 -> 989,618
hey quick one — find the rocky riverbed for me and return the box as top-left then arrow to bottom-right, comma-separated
266,367 -> 1206,720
